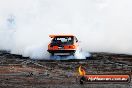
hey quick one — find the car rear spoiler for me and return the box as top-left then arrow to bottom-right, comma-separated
49,35 -> 74,38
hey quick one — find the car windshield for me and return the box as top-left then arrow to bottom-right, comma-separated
51,36 -> 73,45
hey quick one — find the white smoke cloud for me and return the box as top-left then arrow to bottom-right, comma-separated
0,0 -> 132,59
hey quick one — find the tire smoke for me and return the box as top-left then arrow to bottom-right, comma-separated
0,0 -> 132,59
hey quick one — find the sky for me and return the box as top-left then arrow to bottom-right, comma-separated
0,0 -> 132,58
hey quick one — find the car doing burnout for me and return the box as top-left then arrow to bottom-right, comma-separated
47,35 -> 79,55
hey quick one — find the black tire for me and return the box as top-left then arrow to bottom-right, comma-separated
51,53 -> 54,56
70,52 -> 75,56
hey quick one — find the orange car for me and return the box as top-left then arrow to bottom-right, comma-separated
47,35 -> 79,55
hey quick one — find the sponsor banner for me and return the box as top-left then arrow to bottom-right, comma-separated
80,74 -> 131,83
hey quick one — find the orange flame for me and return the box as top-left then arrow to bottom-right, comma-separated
78,66 -> 86,76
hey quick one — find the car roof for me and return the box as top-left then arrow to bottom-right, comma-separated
49,35 -> 75,38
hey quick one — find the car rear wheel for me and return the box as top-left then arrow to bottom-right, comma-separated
51,53 -> 54,56
70,52 -> 75,56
